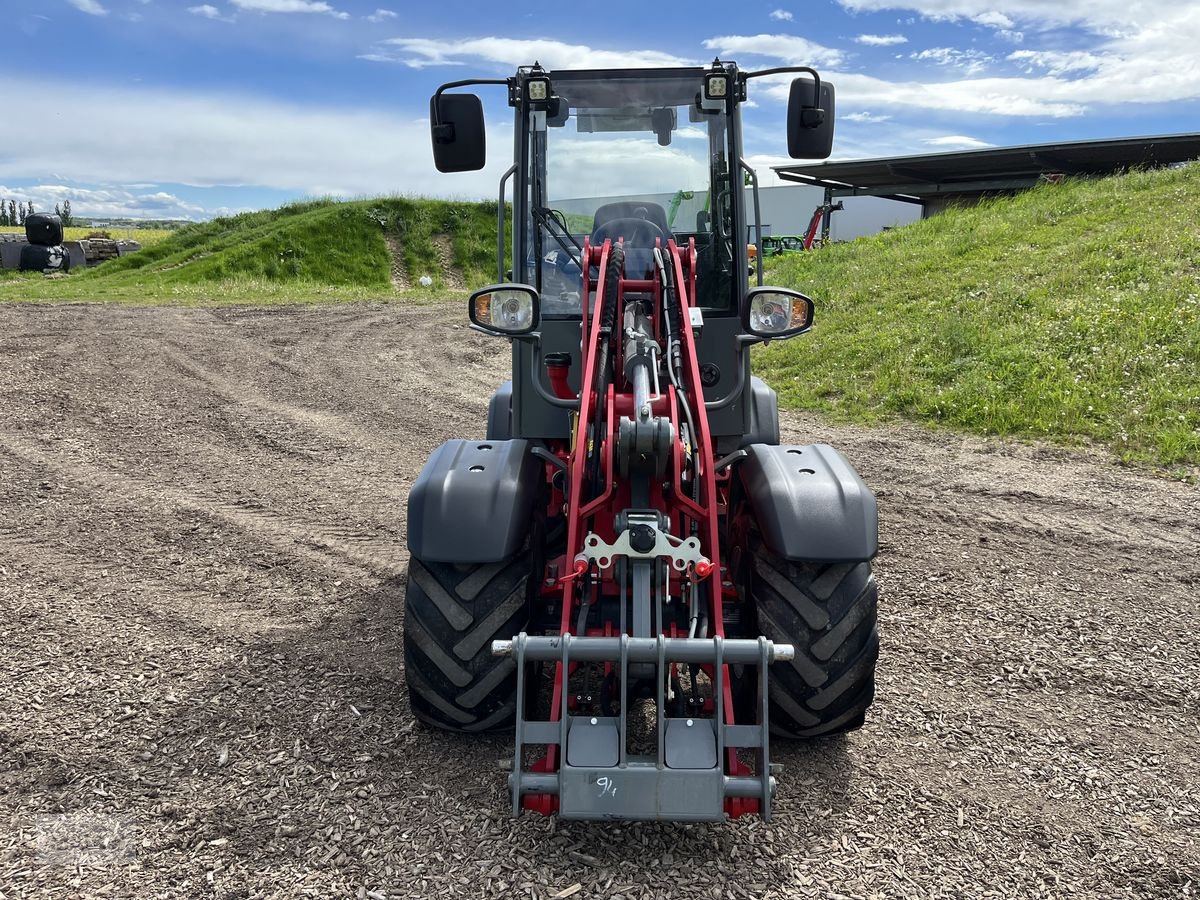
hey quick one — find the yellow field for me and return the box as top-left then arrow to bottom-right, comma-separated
0,226 -> 175,246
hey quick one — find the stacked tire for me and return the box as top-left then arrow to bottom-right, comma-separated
19,214 -> 70,274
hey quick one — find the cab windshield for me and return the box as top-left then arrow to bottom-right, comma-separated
524,71 -> 739,316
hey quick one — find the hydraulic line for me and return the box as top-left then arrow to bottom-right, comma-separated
654,248 -> 701,506
585,242 -> 625,503
594,242 -> 625,396
656,246 -> 709,642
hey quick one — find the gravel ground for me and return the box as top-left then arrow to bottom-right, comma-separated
0,301 -> 1196,900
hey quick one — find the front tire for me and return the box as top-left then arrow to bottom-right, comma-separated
403,554 -> 531,732
748,535 -> 879,738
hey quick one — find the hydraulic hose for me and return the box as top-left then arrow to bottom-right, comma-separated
654,248 -> 700,507
594,242 -> 624,393
587,242 -> 625,501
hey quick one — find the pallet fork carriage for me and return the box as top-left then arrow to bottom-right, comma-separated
404,60 -> 881,822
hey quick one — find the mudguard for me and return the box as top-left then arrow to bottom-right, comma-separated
407,438 -> 539,563
487,380 -> 513,441
739,443 -> 878,562
740,376 -> 780,448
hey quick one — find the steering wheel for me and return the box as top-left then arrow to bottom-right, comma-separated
591,216 -> 666,251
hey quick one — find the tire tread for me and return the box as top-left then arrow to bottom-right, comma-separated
403,553 -> 530,732
749,536 -> 879,739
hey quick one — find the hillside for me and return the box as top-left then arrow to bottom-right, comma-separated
0,197 -> 505,302
760,164 -> 1200,468
1,167 -> 1196,466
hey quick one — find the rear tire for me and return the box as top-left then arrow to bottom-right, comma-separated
403,554 -> 531,732
748,535 -> 879,738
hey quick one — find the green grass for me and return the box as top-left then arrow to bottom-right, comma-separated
0,226 -> 176,246
3,167 -> 1197,468
0,197 -> 507,303
758,164 -> 1200,468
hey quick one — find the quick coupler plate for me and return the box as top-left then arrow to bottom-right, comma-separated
493,633 -> 793,822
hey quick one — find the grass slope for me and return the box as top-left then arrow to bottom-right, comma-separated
759,165 -> 1200,468
0,198 -> 506,303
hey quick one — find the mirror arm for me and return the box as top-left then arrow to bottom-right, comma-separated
434,78 -> 510,103
742,66 -> 822,93
522,334 -> 581,409
431,78 -> 512,139
742,66 -> 825,127
704,354 -> 747,411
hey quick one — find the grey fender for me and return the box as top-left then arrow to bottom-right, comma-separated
740,376 -> 780,448
407,438 -> 540,563
487,380 -> 513,441
738,443 -> 878,562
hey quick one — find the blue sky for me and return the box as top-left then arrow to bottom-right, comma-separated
3,0 -> 1198,219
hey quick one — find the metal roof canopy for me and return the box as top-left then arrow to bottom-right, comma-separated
773,133 -> 1200,205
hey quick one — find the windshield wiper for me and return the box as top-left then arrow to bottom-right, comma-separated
534,206 -> 583,268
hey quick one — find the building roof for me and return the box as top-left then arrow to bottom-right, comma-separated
774,133 -> 1200,204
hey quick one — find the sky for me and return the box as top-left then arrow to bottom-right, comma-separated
3,0 -> 1198,220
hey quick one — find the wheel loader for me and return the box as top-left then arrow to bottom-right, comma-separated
405,60 -> 879,822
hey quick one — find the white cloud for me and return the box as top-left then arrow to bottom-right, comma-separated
365,8 -> 396,22
835,0 -> 1178,30
760,69 -> 1086,116
924,135 -> 993,148
702,34 -> 845,67
229,0 -> 346,16
971,11 -> 1013,28
188,5 -> 224,19
66,0 -> 108,16
911,46 -> 993,75
370,37 -> 693,70
0,183 -> 210,221
968,12 -> 1022,42
855,33 -> 908,45
843,111 -> 892,122
1008,49 -> 1104,75
769,9 -> 793,20
0,77 -> 508,205
738,4 -> 1200,118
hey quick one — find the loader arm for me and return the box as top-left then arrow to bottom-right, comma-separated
497,235 -> 792,821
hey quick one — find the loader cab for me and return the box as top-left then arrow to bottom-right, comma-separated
429,61 -> 834,445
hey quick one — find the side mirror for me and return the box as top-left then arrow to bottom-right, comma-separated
430,92 -> 486,173
743,287 -> 815,339
787,77 -> 835,160
469,284 -> 540,336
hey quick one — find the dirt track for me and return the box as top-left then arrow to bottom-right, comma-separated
0,301 -> 1197,900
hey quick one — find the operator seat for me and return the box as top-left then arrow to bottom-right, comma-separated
591,201 -> 673,278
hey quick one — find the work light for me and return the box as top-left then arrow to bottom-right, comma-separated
526,77 -> 551,104
704,74 -> 728,100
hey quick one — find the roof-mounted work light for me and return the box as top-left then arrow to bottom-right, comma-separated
704,73 -> 728,100
526,76 -> 551,106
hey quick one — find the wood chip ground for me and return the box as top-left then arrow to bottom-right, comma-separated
0,302 -> 1196,899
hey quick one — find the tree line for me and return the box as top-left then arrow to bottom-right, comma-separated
0,200 -> 74,227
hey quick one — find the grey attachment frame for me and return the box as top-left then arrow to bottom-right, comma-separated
579,527 -> 706,574
493,633 -> 794,822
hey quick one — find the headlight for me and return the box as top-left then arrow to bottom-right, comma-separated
469,284 -> 541,336
744,288 -> 815,338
